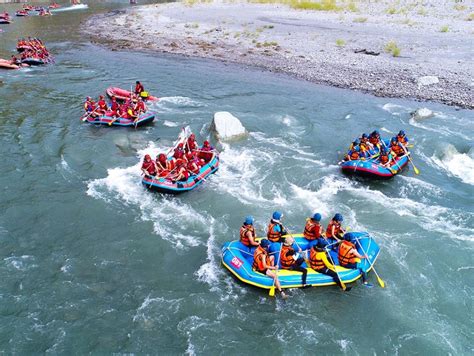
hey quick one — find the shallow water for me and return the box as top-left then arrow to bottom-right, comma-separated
0,1 -> 473,354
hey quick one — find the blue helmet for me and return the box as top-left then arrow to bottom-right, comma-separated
312,213 -> 322,221
272,211 -> 282,221
334,213 -> 343,222
260,239 -> 270,249
391,137 -> 397,143
362,133 -> 368,139
398,130 -> 405,136
353,139 -> 360,145
244,216 -> 254,225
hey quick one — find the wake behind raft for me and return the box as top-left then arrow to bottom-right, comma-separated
222,232 -> 380,292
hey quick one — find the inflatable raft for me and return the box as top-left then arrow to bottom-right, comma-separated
142,154 -> 219,194
21,58 -> 46,66
83,112 -> 155,127
106,86 -> 159,102
0,59 -> 21,70
341,154 -> 409,178
51,4 -> 88,12
222,232 -> 380,291
0,19 -> 11,24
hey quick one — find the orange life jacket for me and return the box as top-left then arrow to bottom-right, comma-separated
309,248 -> 325,271
304,220 -> 322,240
267,222 -> 282,242
391,143 -> 404,156
380,154 -> 389,164
239,225 -> 255,246
349,150 -> 359,160
280,245 -> 295,269
252,246 -> 270,272
397,135 -> 408,145
338,240 -> 357,266
326,220 -> 342,239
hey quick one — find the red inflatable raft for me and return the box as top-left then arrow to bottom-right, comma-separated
106,86 -> 159,102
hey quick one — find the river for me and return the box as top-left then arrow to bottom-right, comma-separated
0,1 -> 473,354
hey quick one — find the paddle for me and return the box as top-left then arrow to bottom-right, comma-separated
81,108 -> 99,122
282,225 -> 309,266
401,145 -> 420,175
268,242 -> 282,297
324,246 -> 347,291
355,238 -> 385,288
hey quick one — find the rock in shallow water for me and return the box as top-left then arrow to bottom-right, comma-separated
211,112 -> 247,141
411,107 -> 434,120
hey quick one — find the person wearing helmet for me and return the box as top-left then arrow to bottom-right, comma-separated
198,140 -> 214,163
349,139 -> 360,151
253,239 -> 287,298
303,213 -> 325,249
141,154 -> 157,178
134,81 -> 145,96
173,143 -> 185,159
134,96 -> 147,114
345,145 -> 360,161
83,97 -> 96,115
309,241 -> 351,291
155,153 -> 171,177
186,133 -> 198,153
171,159 -> 189,182
369,130 -> 381,150
325,213 -> 345,247
279,236 -> 308,287
378,148 -> 391,167
360,133 -> 374,150
110,96 -> 121,118
390,136 -> 404,157
338,234 -> 369,285
186,152 -> 200,175
397,130 -> 409,146
239,216 -> 259,250
267,211 -> 287,243
96,95 -> 108,116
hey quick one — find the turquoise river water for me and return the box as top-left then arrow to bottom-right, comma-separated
0,1 -> 473,354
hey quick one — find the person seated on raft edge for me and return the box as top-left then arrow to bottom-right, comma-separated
378,148 -> 393,168
10,55 -> 20,65
253,239 -> 287,299
267,211 -> 288,245
338,234 -> 370,285
141,154 -> 158,178
303,213 -> 327,249
369,130 -> 382,150
325,213 -> 345,249
171,159 -> 189,182
134,97 -> 147,115
186,133 -> 198,153
390,136 -> 405,157
83,97 -> 97,118
155,153 -> 171,177
110,96 -> 121,118
198,140 -> 215,163
240,215 -> 260,251
135,81 -> 145,96
397,130 -> 409,146
360,133 -> 374,151
96,95 -> 108,116
309,240 -> 351,291
280,236 -> 308,288
345,140 -> 360,161
186,152 -> 200,175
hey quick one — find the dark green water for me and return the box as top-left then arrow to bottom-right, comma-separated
0,1 -> 473,354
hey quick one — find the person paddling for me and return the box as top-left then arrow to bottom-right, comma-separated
303,213 -> 325,249
309,241 -> 351,291
141,154 -> 157,178
338,234 -> 370,286
267,211 -> 287,244
325,213 -> 345,248
253,239 -> 287,299
280,236 -> 308,288
239,216 -> 259,251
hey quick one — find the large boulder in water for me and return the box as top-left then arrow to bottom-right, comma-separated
411,107 -> 434,120
211,112 -> 247,141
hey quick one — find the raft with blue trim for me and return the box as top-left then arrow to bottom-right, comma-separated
340,154 -> 409,178
222,232 -> 380,291
83,112 -> 155,127
21,57 -> 45,66
142,154 -> 219,194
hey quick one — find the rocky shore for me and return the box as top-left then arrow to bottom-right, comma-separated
82,1 -> 473,109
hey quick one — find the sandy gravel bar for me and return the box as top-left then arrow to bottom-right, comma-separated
82,1 -> 474,108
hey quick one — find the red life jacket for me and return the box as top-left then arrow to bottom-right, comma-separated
280,245 -> 295,269
397,135 -> 408,145
187,138 -> 197,151
326,220 -> 342,239
239,225 -> 255,246
187,161 -> 199,174
97,100 -> 108,111
252,246 -> 270,272
309,248 -> 326,271
267,222 -> 282,242
304,220 -> 322,240
135,101 -> 146,113
135,83 -> 144,94
380,154 -> 389,164
391,143 -> 404,156
338,240 -> 357,266
142,160 -> 156,176
349,150 -> 359,160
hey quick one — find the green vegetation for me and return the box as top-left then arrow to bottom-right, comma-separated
290,0 -> 341,11
440,25 -> 449,32
417,7 -> 427,16
467,13 -> 474,21
335,38 -> 346,47
353,17 -> 367,23
255,41 -> 279,48
386,7 -> 397,15
184,23 -> 200,29
346,1 -> 358,12
454,4 -> 467,11
384,41 -> 401,57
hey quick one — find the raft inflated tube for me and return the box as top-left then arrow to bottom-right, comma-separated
84,112 -> 156,127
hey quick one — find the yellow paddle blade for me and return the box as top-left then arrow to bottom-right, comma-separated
269,287 -> 275,297
377,276 -> 386,288
414,166 -> 420,175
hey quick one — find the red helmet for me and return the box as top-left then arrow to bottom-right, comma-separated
99,95 -> 104,99
111,96 -> 116,100
190,134 -> 195,139
144,154 -> 151,160
186,152 -> 194,160
177,143 -> 184,148
158,153 -> 166,162
203,140 -> 210,146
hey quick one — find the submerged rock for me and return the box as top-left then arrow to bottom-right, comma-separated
411,107 -> 434,120
417,76 -> 439,87
211,112 -> 247,141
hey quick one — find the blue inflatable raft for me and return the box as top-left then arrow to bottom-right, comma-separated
222,232 -> 380,291
142,154 -> 219,194
83,112 -> 155,127
340,154 -> 409,178
21,58 -> 46,66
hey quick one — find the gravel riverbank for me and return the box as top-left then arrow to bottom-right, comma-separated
82,1 -> 473,109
